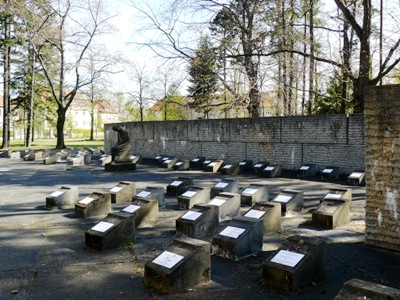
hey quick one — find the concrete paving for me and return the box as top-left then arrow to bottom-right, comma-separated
0,157 -> 399,300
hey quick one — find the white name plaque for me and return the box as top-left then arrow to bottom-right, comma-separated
300,166 -> 309,170
91,221 -> 114,233
50,191 -> 64,197
164,160 -> 171,163
122,204 -> 141,214
204,160 -> 211,164
239,162 -> 246,165
192,158 -> 199,162
244,209 -> 266,219
274,195 -> 292,203
223,165 -> 232,169
242,188 -> 258,195
152,251 -> 184,269
155,156 -> 161,159
209,198 -> 226,206
270,250 -> 305,267
215,182 -> 228,188
208,162 -> 217,166
136,191 -> 151,198
220,226 -> 245,239
322,168 -> 333,173
254,164 -> 263,167
349,172 -> 363,178
182,191 -> 197,197
181,211 -> 202,221
265,166 -> 274,171
79,197 -> 95,205
109,186 -> 123,193
170,181 -> 182,186
175,162 -> 183,166
324,193 -> 342,199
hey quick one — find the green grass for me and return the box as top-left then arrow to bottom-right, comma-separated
7,137 -> 104,151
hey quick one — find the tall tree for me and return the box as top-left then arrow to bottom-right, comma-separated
187,35 -> 218,119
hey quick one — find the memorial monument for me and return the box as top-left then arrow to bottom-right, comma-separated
105,125 -> 136,171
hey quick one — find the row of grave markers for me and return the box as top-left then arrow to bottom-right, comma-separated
44,174 -> 356,295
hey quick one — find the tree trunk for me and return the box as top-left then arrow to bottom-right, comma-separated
2,6 -> 11,149
26,46 -> 35,147
308,0 -> 314,115
56,106 -> 66,149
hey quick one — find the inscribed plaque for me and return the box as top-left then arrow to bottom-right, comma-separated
50,191 -> 64,197
244,209 -> 266,219
209,198 -> 226,206
152,251 -> 184,269
239,162 -> 246,165
322,169 -> 333,173
175,162 -> 183,166
79,197 -> 95,205
109,186 -> 123,193
192,158 -> 199,162
254,164 -> 262,167
182,191 -> 197,197
136,191 -> 151,198
265,166 -> 274,171
220,226 -> 246,239
242,188 -> 258,195
270,250 -> 305,267
300,166 -> 310,170
122,204 -> 141,213
273,195 -> 292,203
170,181 -> 182,186
215,182 -> 228,188
181,211 -> 202,221
324,193 -> 342,199
349,172 -> 363,178
91,221 -> 114,233
223,165 -> 232,169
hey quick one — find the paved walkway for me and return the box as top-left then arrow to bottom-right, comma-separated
0,157 -> 399,299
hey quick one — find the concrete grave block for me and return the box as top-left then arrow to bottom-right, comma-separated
177,186 -> 210,209
105,161 -> 136,171
85,212 -> 135,251
10,151 -> 21,160
298,163 -> 316,177
240,184 -> 270,206
144,236 -> 211,294
321,166 -> 340,180
347,170 -> 366,186
133,186 -> 165,207
176,204 -> 219,239
254,161 -> 269,175
208,192 -> 240,222
131,154 -> 141,164
312,198 -> 352,229
34,151 -> 45,160
128,198 -> 159,227
322,188 -> 352,203
0,150 -> 9,158
23,151 -> 35,161
219,163 -> 240,176
83,151 -> 92,165
109,181 -> 136,204
271,190 -> 304,216
68,154 -> 85,166
99,155 -> 112,165
75,192 -> 112,218
46,186 -> 79,209
213,216 -> 263,261
162,157 -> 178,169
202,158 -> 215,170
262,164 -> 282,178
172,160 -> 190,171
238,160 -> 253,172
243,202 -> 281,233
205,159 -> 224,172
263,235 -> 325,293
43,155 -> 58,165
58,149 -> 71,161
210,178 -> 239,199
155,155 -> 168,164
189,157 -> 205,169
166,177 -> 193,196
334,278 -> 400,300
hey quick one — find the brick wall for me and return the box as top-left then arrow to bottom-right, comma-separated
365,85 -> 400,252
104,114 -> 364,174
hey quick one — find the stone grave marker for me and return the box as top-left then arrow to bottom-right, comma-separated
43,155 -> 58,165
124,198 -> 159,227
131,154 -> 141,164
240,184 -> 270,206
219,163 -> 240,176
210,178 -> 239,199
85,212 -> 135,251
166,177 -> 193,196
208,192 -> 240,222
322,188 -> 352,203
205,159 -> 224,172
75,192 -> 112,218
133,186 -> 165,207
212,216 -> 263,261
109,181 -> 136,204
144,236 -> 211,294
161,157 -> 178,169
177,186 -> 210,209
298,163 -> 316,177
263,235 -> 325,293
172,160 -> 190,171
253,161 -> 269,175
176,204 -> 219,239
334,278 -> 400,300
271,190 -> 304,216
262,164 -> 282,178
243,202 -> 281,233
202,158 -> 215,170
189,157 -> 206,169
238,159 -> 253,173
99,154 -> 112,165
46,186 -> 79,209
347,170 -> 365,186
321,165 -> 340,180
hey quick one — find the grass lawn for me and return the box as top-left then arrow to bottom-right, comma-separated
7,137 -> 105,151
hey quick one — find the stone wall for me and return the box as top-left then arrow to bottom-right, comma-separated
104,114 -> 365,174
365,84 -> 400,252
